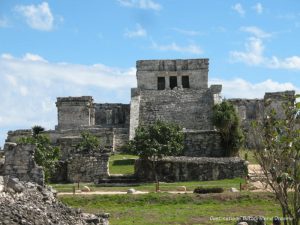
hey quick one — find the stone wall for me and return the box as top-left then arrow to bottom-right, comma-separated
229,90 -> 296,149
135,156 -> 248,182
184,130 -> 223,157
94,103 -> 130,128
113,128 -> 129,151
3,143 -> 44,185
136,59 -> 209,90
129,89 -> 141,139
56,96 -> 95,130
138,88 -> 216,130
67,153 -> 109,182
5,129 -> 32,143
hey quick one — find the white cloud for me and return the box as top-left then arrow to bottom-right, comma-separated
240,26 -> 271,39
230,37 -> 265,65
124,24 -> 147,38
118,0 -> 162,11
15,2 -> 54,31
268,56 -> 300,70
253,3 -> 263,14
230,33 -> 300,70
151,41 -> 203,55
172,28 -> 201,36
232,3 -> 245,17
0,53 -> 137,146
209,78 -> 299,99
0,16 -> 9,28
23,53 -> 48,62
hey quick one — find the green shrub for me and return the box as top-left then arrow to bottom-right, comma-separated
193,187 -> 224,194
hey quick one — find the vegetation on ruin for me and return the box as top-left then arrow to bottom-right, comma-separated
128,120 -> 184,190
59,192 -> 282,225
252,94 -> 300,225
212,101 -> 244,156
76,131 -> 101,152
18,126 -> 60,182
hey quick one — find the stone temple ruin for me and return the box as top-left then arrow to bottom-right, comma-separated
1,58 -> 296,183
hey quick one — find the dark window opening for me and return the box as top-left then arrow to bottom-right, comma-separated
157,77 -> 165,90
170,76 -> 177,89
182,76 -> 190,88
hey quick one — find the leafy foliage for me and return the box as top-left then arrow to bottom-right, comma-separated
212,101 -> 244,156
252,94 -> 300,225
76,131 -> 101,152
32,125 -> 45,136
193,187 -> 224,194
18,126 -> 60,182
128,120 -> 184,184
129,120 -> 184,160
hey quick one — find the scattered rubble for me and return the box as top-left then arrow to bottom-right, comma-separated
0,176 -> 109,225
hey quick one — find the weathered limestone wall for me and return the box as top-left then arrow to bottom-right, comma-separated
94,103 -> 130,128
184,130 -> 223,157
5,129 -> 32,143
3,143 -> 44,185
135,156 -> 248,182
138,89 -> 216,130
264,90 -> 295,119
56,96 -> 95,130
136,59 -> 209,90
113,128 -> 129,151
129,89 -> 141,139
229,90 -> 296,149
67,153 -> 109,182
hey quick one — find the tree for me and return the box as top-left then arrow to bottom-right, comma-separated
128,120 -> 184,191
76,131 -> 101,152
18,126 -> 60,182
212,101 -> 244,156
252,94 -> 300,225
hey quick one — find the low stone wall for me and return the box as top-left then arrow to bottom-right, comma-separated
184,130 -> 223,157
135,156 -> 248,182
3,143 -> 44,185
67,153 -> 109,182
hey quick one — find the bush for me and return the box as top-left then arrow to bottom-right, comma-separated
193,187 -> 224,194
212,101 -> 244,156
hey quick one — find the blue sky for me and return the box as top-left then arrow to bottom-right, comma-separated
0,0 -> 299,147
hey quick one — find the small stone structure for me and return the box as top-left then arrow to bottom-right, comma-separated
134,156 -> 248,182
3,143 -> 44,185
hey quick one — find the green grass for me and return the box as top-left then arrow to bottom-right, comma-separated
109,154 -> 138,175
51,178 -> 245,193
59,192 -> 282,225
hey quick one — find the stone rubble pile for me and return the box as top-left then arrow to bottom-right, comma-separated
0,176 -> 109,225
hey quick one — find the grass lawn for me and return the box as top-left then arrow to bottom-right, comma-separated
51,178 -> 245,193
109,154 -> 138,175
59,192 -> 281,225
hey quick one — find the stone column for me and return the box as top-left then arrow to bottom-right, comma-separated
165,76 -> 170,89
177,76 -> 182,88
